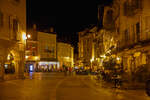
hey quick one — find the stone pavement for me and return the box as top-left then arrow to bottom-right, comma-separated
0,72 -> 150,100
89,75 -> 146,90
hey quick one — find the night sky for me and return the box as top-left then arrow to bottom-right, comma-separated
27,0 -> 112,53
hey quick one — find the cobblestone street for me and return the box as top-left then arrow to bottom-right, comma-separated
0,72 -> 150,100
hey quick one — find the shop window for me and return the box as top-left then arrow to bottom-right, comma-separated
5,63 -> 15,74
5,54 -> 15,74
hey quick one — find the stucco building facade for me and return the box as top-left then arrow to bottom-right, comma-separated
57,42 -> 74,70
78,26 -> 96,70
37,31 -> 59,71
114,0 -> 150,80
95,0 -> 150,81
0,0 -> 26,80
25,24 -> 38,72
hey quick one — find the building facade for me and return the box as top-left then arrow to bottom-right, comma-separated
25,24 -> 38,72
78,26 -> 96,70
0,0 -> 26,80
94,0 -> 150,81
37,31 -> 59,71
114,0 -> 150,80
57,42 -> 74,70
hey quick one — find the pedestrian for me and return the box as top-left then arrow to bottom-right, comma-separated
64,66 -> 68,76
69,67 -> 72,76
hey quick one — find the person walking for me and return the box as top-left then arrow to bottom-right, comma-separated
69,67 -> 72,76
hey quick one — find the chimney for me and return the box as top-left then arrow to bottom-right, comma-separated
50,27 -> 54,33
33,24 -> 37,30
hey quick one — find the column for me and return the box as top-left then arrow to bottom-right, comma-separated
17,51 -> 25,79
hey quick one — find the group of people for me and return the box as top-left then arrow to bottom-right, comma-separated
63,66 -> 73,76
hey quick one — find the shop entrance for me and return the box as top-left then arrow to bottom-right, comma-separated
36,61 -> 60,72
5,53 -> 15,74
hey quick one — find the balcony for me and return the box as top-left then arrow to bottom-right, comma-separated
117,39 -> 150,53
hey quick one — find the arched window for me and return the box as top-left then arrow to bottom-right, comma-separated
104,10 -> 114,29
106,10 -> 113,23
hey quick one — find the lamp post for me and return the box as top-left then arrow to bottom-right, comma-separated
24,34 -> 31,73
20,32 -> 27,78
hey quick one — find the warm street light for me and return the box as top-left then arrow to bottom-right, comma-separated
27,34 -> 31,39
90,58 -> 94,63
35,56 -> 39,61
90,58 -> 94,73
7,54 -> 11,60
116,57 -> 120,61
25,56 -> 29,59
100,54 -> 106,59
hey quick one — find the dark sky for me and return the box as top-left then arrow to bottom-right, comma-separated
27,0 -> 112,53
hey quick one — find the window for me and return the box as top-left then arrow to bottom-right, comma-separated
136,22 -> 140,41
117,28 -> 120,34
124,0 -> 142,16
123,1 -> 128,16
13,19 -> 19,40
5,63 -> 15,74
132,25 -> 136,43
125,29 -> 129,41
133,0 -> 142,9
106,10 -> 113,25
9,17 -> 19,40
0,11 -> 3,27
145,16 -> 150,30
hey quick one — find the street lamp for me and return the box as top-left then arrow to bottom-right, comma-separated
90,58 -> 94,73
25,56 -> 29,59
27,34 -> 31,39
116,57 -> 120,61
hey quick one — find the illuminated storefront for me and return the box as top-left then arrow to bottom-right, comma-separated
5,53 -> 15,74
36,61 -> 59,72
